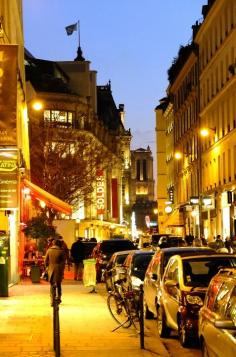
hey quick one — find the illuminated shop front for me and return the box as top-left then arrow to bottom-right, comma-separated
221,191 -> 231,240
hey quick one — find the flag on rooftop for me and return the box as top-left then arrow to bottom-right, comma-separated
65,23 -> 77,36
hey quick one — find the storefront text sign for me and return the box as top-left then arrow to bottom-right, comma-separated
0,45 -> 18,146
0,151 -> 18,209
96,170 -> 105,215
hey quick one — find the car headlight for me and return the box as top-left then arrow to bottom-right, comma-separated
186,295 -> 203,306
131,276 -> 143,288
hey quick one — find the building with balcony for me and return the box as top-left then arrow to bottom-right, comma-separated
194,0 -> 236,240
155,97 -> 184,236
167,41 -> 200,238
25,48 -> 132,242
158,0 -> 236,241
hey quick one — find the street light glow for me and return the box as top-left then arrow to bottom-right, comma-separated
32,101 -> 43,111
200,128 -> 210,137
174,151 -> 182,159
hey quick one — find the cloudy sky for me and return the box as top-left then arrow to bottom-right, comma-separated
23,0 -> 206,157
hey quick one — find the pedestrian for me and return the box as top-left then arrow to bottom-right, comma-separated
44,238 -> 66,306
225,236 -> 233,253
215,234 -> 224,250
200,235 -> 207,246
192,236 -> 202,247
57,235 -> 70,266
70,237 -> 85,281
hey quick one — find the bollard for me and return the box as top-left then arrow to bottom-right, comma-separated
139,284 -> 145,349
53,291 -> 60,357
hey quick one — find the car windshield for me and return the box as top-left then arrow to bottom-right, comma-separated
183,257 -> 236,287
163,248 -> 215,270
132,254 -> 154,280
101,240 -> 135,253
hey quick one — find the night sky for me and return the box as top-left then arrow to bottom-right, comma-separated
23,0 -> 206,156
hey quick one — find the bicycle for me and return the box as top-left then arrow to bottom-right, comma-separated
107,279 -> 140,332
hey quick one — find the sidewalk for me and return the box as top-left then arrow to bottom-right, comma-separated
0,278 -> 170,357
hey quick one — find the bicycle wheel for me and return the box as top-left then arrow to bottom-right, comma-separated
107,293 -> 131,328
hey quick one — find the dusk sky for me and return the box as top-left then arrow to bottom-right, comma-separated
23,0 -> 206,158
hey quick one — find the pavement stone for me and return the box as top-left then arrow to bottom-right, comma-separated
0,278 -> 170,357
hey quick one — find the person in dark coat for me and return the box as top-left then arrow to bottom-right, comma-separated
70,237 -> 84,281
45,239 -> 66,306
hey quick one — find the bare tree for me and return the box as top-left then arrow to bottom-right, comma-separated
29,120 -> 120,221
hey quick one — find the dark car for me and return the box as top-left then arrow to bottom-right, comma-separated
81,241 -> 97,259
157,254 -> 236,347
143,247 -> 216,319
122,250 -> 155,291
91,239 -> 136,282
158,235 -> 187,248
199,268 -> 236,357
103,250 -> 135,292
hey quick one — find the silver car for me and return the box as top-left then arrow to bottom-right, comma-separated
199,268 -> 236,357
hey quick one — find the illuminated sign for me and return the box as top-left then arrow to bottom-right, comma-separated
0,45 -> 18,146
96,170 -> 105,215
0,160 -> 17,172
0,151 -> 18,208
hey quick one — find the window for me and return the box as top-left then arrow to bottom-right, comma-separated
136,160 -> 140,180
164,259 -> 179,283
225,286 -> 236,322
143,160 -> 147,181
213,282 -> 233,317
44,110 -> 74,126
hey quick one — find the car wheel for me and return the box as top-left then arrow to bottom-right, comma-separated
202,340 -> 210,357
144,300 -> 154,319
156,305 -> 171,337
178,318 -> 191,347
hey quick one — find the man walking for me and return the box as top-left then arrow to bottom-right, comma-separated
45,238 -> 66,306
70,237 -> 84,281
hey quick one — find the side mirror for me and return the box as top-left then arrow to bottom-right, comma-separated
214,320 -> 236,330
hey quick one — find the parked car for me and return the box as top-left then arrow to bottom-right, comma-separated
158,235 -> 187,249
143,247 -> 216,319
81,241 -> 97,259
91,239 -> 136,282
199,268 -> 236,357
157,254 -> 236,347
122,250 -> 155,291
103,250 -> 134,292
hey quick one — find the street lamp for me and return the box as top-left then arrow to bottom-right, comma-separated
174,151 -> 183,160
32,100 -> 43,111
199,127 -> 216,138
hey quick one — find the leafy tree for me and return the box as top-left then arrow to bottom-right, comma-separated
23,215 -> 56,251
23,215 -> 56,239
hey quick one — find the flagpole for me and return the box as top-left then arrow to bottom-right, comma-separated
78,20 -> 80,47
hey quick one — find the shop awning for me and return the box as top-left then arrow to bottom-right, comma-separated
164,210 -> 184,227
23,179 -> 72,215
